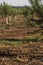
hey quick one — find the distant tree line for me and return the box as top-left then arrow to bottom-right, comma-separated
0,0 -> 43,17
0,0 -> 43,24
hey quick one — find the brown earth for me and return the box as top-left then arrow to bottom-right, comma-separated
0,42 -> 43,65
0,15 -> 27,24
0,15 -> 43,65
0,28 -> 43,39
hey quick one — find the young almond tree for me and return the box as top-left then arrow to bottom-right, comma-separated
0,2 -> 10,24
28,0 -> 43,18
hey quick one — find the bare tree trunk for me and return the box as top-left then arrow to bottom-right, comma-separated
8,16 -> 11,22
5,16 -> 9,24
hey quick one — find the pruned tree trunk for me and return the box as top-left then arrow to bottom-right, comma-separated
5,16 -> 9,24
8,16 -> 11,22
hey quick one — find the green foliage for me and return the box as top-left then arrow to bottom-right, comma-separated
0,2 -> 32,17
25,33 -> 43,41
0,40 -> 23,46
0,2 -> 16,16
23,6 -> 29,16
0,1 -> 43,18
0,2 -> 10,17
29,0 -> 43,18
2,2 -> 9,16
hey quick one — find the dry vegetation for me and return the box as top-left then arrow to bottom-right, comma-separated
0,15 -> 43,65
0,42 -> 43,65
0,0 -> 43,65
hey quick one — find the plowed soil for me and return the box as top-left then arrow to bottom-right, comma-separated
0,41 -> 43,65
0,15 -> 43,65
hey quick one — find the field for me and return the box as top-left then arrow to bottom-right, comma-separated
0,0 -> 43,64
0,41 -> 43,65
0,14 -> 43,65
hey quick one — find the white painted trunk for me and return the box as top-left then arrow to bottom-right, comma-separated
6,17 -> 8,24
